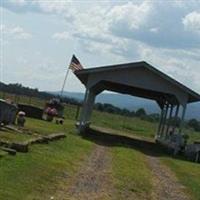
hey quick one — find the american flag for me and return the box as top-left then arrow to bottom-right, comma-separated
69,55 -> 83,72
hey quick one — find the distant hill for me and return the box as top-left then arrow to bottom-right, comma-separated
50,91 -> 200,120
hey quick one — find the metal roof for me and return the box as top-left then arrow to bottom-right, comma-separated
75,61 -> 200,104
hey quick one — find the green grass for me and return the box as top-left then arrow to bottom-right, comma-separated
161,157 -> 200,200
0,131 -> 93,199
0,149 -> 8,157
0,130 -> 34,143
111,146 -> 153,200
25,117 -> 70,136
0,117 -> 74,143
91,110 -> 200,200
184,128 -> 200,143
91,111 -> 157,139
0,93 -> 200,199
0,114 -> 94,199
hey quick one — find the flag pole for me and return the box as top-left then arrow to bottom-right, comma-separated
60,54 -> 82,99
60,66 -> 70,98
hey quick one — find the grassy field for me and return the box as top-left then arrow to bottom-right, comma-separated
0,94 -> 200,199
111,146 -> 153,200
0,118 -> 94,199
0,117 -> 155,199
161,157 -> 200,200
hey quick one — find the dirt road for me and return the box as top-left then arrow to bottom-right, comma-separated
53,131 -> 190,200
147,155 -> 190,200
55,144 -> 113,200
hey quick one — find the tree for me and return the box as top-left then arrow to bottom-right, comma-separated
188,119 -> 200,132
135,108 -> 146,117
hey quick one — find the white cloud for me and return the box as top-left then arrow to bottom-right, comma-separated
9,0 -> 27,6
1,0 -> 74,16
107,1 -> 151,30
136,44 -> 200,93
32,0 -> 72,14
183,11 -> 200,34
1,24 -> 32,39
10,26 -> 32,39
1,1 -> 200,93
52,32 -> 70,40
149,27 -> 159,33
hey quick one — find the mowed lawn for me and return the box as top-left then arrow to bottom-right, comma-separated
91,110 -> 200,200
0,117 -> 154,200
0,119 -> 94,200
0,105 -> 200,199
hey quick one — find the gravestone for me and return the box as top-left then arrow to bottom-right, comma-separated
0,99 -> 18,125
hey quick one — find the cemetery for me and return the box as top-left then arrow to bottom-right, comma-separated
0,98 -> 66,156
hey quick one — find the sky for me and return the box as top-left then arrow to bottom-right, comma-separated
0,0 -> 200,94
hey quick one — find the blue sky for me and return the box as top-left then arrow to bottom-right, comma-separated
0,0 -> 200,94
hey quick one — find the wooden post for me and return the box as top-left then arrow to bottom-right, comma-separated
75,105 -> 80,120
172,104 -> 179,133
179,104 -> 187,134
29,96 -> 32,105
157,106 -> 164,137
161,103 -> 169,138
165,104 -> 174,138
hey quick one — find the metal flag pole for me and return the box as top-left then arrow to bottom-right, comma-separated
60,53 -> 81,98
60,64 -> 71,98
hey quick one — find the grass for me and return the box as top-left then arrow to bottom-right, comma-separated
25,117 -> 69,136
111,146 -> 153,200
0,125 -> 94,199
0,149 -> 8,157
184,128 -> 200,143
91,111 -> 157,139
161,157 -> 200,200
0,130 -> 34,143
0,117 -> 74,143
91,110 -> 200,200
0,93 -> 200,199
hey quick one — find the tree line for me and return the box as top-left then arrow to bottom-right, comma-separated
94,103 -> 160,122
0,82 -> 79,105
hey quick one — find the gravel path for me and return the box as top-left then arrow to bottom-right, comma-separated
55,144 -> 113,200
147,155 -> 190,200
52,126 -> 191,200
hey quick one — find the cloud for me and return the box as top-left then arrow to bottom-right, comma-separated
135,43 -> 200,92
1,1 -> 200,93
33,0 -> 72,14
52,1 -> 200,52
107,1 -> 151,30
1,0 -> 74,15
183,11 -> 200,34
1,24 -> 32,39
107,1 -> 200,49
149,27 -> 159,33
2,1 -> 200,49
52,32 -> 70,40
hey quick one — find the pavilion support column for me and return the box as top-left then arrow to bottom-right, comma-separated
157,106 -> 164,138
179,104 -> 187,134
161,103 -> 169,138
78,88 -> 96,133
165,104 -> 174,138
172,104 -> 179,133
